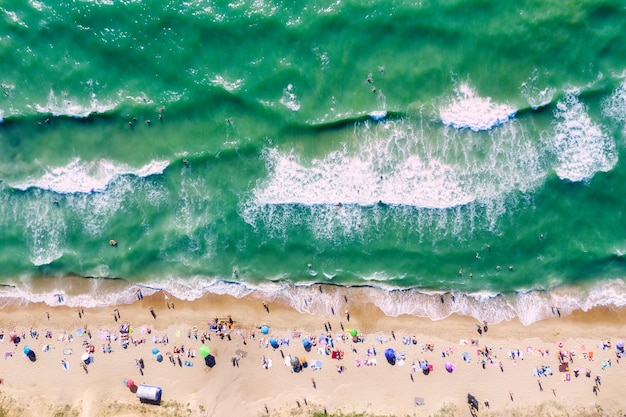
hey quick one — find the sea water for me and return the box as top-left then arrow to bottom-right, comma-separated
1,0 -> 626,324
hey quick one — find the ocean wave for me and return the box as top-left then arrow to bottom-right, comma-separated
34,89 -> 117,118
11,158 -> 169,194
549,92 -> 617,182
439,82 -> 516,131
520,69 -> 556,110
242,113 -> 545,239
1,275 -> 626,326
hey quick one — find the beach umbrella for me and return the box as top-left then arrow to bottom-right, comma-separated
9,330 -> 16,341
23,345 -> 31,355
205,354 -> 216,368
302,338 -> 312,352
126,379 -> 135,388
81,352 -> 90,362
384,348 -> 396,365
349,329 -> 358,337
156,353 -> 163,362
617,340 -> 624,349
27,350 -> 36,362
199,345 -> 211,358
260,325 -> 269,335
269,338 -> 279,349
445,362 -> 456,373
13,336 -> 20,345
152,347 -> 160,355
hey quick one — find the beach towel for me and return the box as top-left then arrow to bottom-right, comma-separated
462,352 -> 471,362
63,349 -> 73,355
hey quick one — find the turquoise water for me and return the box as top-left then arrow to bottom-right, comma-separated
1,0 -> 626,323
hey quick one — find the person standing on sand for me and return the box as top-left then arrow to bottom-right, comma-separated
149,307 -> 156,319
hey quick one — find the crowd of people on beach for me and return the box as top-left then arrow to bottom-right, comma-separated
0,295 -> 623,415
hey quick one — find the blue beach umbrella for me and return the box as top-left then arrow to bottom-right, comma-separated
269,338 -> 279,349
260,325 -> 269,335
156,353 -> 163,362
384,348 -> 396,365
152,347 -> 160,355
302,338 -> 312,352
23,345 -> 31,354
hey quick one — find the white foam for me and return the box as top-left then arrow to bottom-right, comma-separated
210,75 -> 244,91
248,147 -> 472,210
602,79 -> 626,124
241,113 -> 547,242
35,89 -> 116,118
12,158 -> 169,194
23,201 -> 67,266
1,273 -> 625,326
550,93 -> 617,182
520,70 -> 556,110
279,84 -> 301,111
439,82 -> 516,131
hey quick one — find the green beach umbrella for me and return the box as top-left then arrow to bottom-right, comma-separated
349,329 -> 358,337
199,345 -> 211,358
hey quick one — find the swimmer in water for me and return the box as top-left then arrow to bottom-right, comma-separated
109,240 -> 117,247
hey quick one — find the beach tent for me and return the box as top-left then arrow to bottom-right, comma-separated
384,348 -> 396,365
205,354 -> 216,368
136,384 -> 162,404
269,338 -> 279,349
27,350 -> 36,362
198,345 -> 211,358
260,325 -> 270,334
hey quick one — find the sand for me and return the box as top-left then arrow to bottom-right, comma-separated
0,287 -> 624,417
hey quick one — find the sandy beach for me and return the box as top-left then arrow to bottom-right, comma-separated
0,287 -> 625,417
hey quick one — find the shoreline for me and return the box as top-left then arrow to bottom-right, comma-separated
1,275 -> 626,326
0,289 -> 625,417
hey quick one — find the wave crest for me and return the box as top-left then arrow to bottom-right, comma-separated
11,158 -> 169,194
439,82 -> 516,131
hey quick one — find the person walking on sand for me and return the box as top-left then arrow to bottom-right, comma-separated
149,307 -> 156,319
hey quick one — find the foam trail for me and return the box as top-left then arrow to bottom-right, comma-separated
279,84 -> 301,111
12,158 -> 169,194
1,275 -> 626,326
439,82 -> 516,131
34,88 -> 117,118
550,93 -> 617,182
520,69 -> 556,110
602,79 -> 626,124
